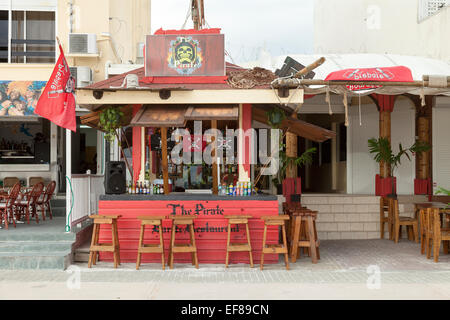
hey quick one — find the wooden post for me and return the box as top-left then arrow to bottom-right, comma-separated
417,117 -> 430,180
211,119 -> 219,195
161,127 -> 170,195
379,110 -> 391,178
331,122 -> 338,190
286,113 -> 298,178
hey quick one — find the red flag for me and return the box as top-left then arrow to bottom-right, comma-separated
34,44 -> 77,132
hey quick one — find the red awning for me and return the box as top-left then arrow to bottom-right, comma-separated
325,66 -> 414,91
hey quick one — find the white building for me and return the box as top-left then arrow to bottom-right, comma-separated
314,0 -> 450,63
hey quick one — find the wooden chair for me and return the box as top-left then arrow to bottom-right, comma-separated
391,199 -> 419,243
282,202 -> 307,250
29,177 -> 44,187
168,215 -> 198,269
88,215 -> 121,268
136,216 -> 166,270
290,210 -> 320,264
425,208 -> 450,263
260,215 -> 290,270
3,177 -> 20,188
15,182 -> 44,224
36,181 -> 56,221
380,197 -> 393,240
0,183 -> 21,229
225,215 -> 254,268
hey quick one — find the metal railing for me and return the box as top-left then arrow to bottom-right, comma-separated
69,174 -> 104,227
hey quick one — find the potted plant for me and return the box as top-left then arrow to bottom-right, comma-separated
98,106 -> 133,177
266,107 -> 316,195
368,137 -> 430,199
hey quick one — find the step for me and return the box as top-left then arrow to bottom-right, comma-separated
0,252 -> 71,270
49,207 -> 66,217
50,199 -> 66,208
0,241 -> 73,253
73,242 -> 90,263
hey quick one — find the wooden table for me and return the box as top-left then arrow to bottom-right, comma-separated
415,202 -> 450,228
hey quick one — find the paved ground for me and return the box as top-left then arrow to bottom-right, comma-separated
0,240 -> 449,300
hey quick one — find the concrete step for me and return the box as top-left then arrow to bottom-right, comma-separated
0,230 -> 75,242
0,252 -> 71,270
73,242 -> 90,263
0,241 -> 73,253
50,198 -> 66,208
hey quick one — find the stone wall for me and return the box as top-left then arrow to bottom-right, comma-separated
278,194 -> 428,240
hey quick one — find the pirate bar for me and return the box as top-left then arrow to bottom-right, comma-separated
77,28 -> 335,265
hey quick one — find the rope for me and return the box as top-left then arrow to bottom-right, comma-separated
65,176 -> 74,233
325,86 -> 333,115
359,93 -> 362,126
343,93 -> 349,127
420,80 -> 426,107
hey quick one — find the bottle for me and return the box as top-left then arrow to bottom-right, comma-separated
132,182 -> 136,194
160,185 -> 164,194
218,185 -> 222,195
150,183 -> 154,195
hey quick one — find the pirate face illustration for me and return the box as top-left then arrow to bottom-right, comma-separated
65,75 -> 76,94
175,41 -> 195,64
168,36 -> 203,75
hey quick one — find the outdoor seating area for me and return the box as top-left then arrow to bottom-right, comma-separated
378,197 -> 450,263
0,181 -> 56,230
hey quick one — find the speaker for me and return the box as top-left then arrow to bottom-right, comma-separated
105,161 -> 126,194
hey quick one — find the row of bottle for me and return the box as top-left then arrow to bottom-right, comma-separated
127,181 -> 164,195
0,138 -> 28,151
218,182 -> 253,196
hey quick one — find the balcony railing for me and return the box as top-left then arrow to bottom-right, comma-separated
418,0 -> 449,22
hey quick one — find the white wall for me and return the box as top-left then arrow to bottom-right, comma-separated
433,97 -> 450,192
347,98 -> 416,195
391,99 -> 416,195
347,103 -> 379,194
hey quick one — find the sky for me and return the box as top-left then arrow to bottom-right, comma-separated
150,0 -> 314,64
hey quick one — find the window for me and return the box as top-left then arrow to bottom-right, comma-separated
0,11 -> 7,63
0,8 -> 55,63
0,118 -> 50,165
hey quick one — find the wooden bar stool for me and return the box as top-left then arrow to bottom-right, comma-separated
136,216 -> 167,270
88,215 -> 121,268
290,211 -> 320,264
168,215 -> 198,269
225,215 -> 254,268
260,215 -> 290,270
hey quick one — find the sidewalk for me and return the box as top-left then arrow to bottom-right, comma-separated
0,240 -> 449,300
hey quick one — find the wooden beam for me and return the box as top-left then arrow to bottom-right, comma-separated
252,107 -> 336,142
161,127 -> 170,195
76,89 -> 304,106
212,119 -> 219,195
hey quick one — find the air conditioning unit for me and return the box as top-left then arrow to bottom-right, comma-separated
68,33 -> 98,54
70,66 -> 93,88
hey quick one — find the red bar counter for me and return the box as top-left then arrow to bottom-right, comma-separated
97,194 -> 280,265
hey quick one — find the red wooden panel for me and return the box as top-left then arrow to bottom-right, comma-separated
146,34 -> 225,77
100,250 -> 278,264
97,199 -> 279,265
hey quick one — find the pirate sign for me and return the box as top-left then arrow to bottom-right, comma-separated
168,36 -> 203,75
